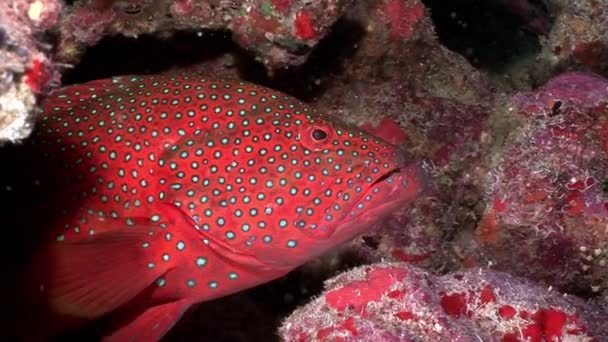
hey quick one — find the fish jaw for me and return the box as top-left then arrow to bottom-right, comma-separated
312,161 -> 427,255
255,161 -> 428,269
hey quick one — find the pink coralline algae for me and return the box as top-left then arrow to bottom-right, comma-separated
280,263 -> 608,341
471,71 -> 608,296
0,0 -> 62,143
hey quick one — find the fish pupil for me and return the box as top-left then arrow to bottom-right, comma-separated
311,129 -> 327,141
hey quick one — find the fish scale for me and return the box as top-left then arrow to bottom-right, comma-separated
4,74 -> 426,341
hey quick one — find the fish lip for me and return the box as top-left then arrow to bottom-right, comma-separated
344,161 -> 427,222
373,162 -> 425,199
370,167 -> 402,187
322,162 -> 426,248
369,149 -> 413,187
372,158 -> 430,190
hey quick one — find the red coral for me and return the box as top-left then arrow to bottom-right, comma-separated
325,267 -> 408,312
294,10 -> 317,40
440,292 -> 470,318
316,317 -> 359,339
395,311 -> 417,320
272,0 -> 291,14
380,0 -> 426,41
479,285 -> 496,304
391,250 -> 428,263
499,305 -> 517,319
472,71 -> 608,294
281,264 -> 607,341
24,57 -> 48,93
534,309 -> 568,340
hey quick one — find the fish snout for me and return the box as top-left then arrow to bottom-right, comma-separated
375,160 -> 430,204
371,146 -> 415,182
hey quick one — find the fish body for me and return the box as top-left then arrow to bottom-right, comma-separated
3,74 -> 425,341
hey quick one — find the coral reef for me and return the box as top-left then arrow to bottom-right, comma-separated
57,0 -> 353,70
348,91 -> 493,272
280,263 -> 608,341
488,0 -> 608,84
300,0 -> 496,274
464,71 -> 608,296
0,0 -> 61,143
299,2 -> 608,302
538,0 -> 608,79
169,0 -> 496,220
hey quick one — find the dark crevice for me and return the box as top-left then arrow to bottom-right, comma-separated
421,0 -> 549,72
61,30 -> 235,85
61,17 -> 365,102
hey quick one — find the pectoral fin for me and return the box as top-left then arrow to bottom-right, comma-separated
34,225 -> 175,319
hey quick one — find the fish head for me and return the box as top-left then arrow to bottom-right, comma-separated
244,111 -> 426,266
174,96 -> 426,270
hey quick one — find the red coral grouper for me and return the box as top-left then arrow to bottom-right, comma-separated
7,74 -> 425,341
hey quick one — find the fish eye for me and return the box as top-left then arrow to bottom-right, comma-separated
311,129 -> 328,141
298,121 -> 334,151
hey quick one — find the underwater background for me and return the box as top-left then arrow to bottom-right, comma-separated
1,0 -> 608,341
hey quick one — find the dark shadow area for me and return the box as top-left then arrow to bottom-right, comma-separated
62,17 -> 365,102
61,30 -> 236,85
421,0 -> 548,72
0,131 -> 103,340
244,17 -> 366,102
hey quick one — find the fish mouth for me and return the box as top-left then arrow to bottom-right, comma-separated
370,167 -> 403,187
294,161 -> 428,264
368,148 -> 417,187
327,162 -> 428,247
362,162 -> 427,213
